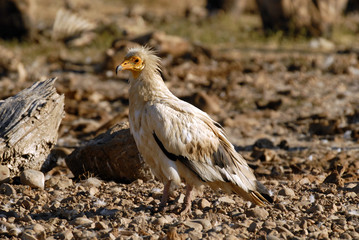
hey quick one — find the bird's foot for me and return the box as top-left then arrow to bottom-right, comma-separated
178,203 -> 192,217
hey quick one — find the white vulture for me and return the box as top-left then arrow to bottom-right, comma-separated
116,46 -> 273,214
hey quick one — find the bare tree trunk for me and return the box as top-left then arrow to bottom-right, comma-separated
0,78 -> 64,177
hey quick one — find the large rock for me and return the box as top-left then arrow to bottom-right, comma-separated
0,78 -> 64,177
65,122 -> 153,183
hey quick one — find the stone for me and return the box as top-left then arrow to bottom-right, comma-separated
71,217 -> 93,226
59,230 -> 73,240
245,207 -> 269,220
56,177 -> 73,189
0,183 -> 16,196
276,226 -> 294,237
192,219 -> 212,231
0,165 -> 10,183
21,231 -> 37,240
183,220 -> 203,232
89,187 -> 99,196
224,235 -> 239,240
218,196 -> 235,204
278,187 -> 295,197
94,221 -> 108,230
20,169 -> 45,189
248,222 -> 257,232
267,234 -> 281,240
264,220 -> 277,229
153,216 -> 168,227
306,204 -> 324,213
199,198 -> 211,209
31,223 -> 45,234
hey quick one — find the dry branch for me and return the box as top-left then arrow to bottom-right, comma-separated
0,78 -> 64,177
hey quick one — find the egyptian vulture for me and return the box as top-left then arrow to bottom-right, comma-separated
116,46 -> 273,214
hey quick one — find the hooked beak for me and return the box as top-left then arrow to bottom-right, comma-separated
115,65 -> 123,75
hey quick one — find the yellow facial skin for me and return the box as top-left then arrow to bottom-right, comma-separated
116,56 -> 144,78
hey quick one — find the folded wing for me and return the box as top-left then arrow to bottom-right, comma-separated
146,99 -> 272,205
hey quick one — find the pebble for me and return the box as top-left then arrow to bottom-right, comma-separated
32,223 -> 46,234
0,165 -> 10,183
152,216 -> 168,227
192,219 -> 212,231
267,234 -> 281,240
89,186 -> 99,196
264,220 -> 277,229
274,203 -> 287,211
21,231 -> 37,240
218,196 -> 235,204
59,230 -> 73,240
245,207 -> 269,220
306,204 -> 324,213
199,198 -> 211,209
0,183 -> 17,196
345,192 -> 357,198
276,226 -> 294,237
183,220 -> 203,232
20,169 -> 45,189
278,187 -> 295,197
70,217 -> 93,226
224,235 -> 239,240
56,177 -> 73,189
94,221 -> 108,230
248,222 -> 258,232
194,209 -> 203,216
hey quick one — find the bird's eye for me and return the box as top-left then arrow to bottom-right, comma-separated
134,59 -> 139,63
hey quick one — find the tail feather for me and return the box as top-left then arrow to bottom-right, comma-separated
228,180 -> 273,206
206,180 -> 273,206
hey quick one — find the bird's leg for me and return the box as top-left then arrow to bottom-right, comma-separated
180,184 -> 193,215
158,180 -> 171,212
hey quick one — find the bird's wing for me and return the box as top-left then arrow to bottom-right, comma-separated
146,99 -> 259,192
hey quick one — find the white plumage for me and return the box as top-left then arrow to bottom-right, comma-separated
116,46 -> 272,214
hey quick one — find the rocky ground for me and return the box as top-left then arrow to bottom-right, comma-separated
0,0 -> 359,239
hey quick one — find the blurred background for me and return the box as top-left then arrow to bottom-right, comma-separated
0,2 -> 359,238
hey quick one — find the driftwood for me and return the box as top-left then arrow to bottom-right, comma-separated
0,78 -> 64,177
65,122 -> 153,183
256,0 -> 348,37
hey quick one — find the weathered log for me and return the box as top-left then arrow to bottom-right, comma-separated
0,78 -> 64,177
65,122 -> 153,183
256,0 -> 348,37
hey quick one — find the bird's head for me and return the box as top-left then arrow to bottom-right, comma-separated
116,46 -> 160,79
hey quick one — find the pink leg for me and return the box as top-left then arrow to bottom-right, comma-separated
180,185 -> 193,215
159,180 -> 171,210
